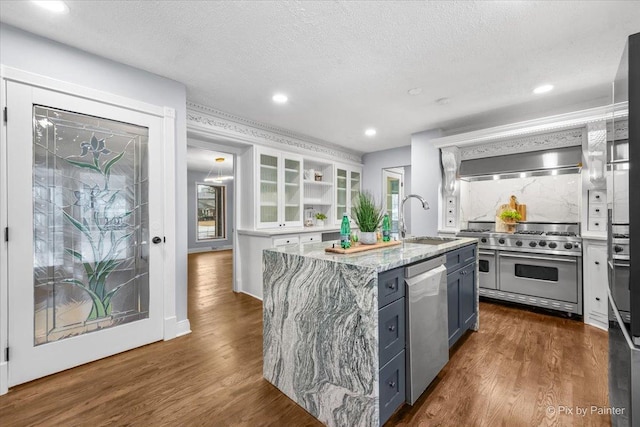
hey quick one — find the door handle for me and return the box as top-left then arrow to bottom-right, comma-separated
152,236 -> 163,244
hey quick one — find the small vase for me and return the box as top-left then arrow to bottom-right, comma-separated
360,232 -> 377,245
315,219 -> 325,227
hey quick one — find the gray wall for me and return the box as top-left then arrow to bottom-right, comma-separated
187,170 -> 234,251
0,24 -> 189,321
362,145 -> 412,232
410,129 -> 443,237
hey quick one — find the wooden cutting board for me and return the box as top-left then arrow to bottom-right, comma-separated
324,240 -> 401,254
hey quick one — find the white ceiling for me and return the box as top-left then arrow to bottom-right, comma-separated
1,1 -> 639,154
186,147 -> 234,174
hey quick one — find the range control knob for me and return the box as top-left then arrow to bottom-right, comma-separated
564,243 -> 573,250
499,238 -> 505,244
615,245 -> 624,253
516,241 -> 523,247
548,242 -> 558,249
529,241 -> 537,247
481,237 -> 487,243
539,241 -> 547,247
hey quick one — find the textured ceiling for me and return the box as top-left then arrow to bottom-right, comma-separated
1,1 -> 639,153
186,147 -> 234,174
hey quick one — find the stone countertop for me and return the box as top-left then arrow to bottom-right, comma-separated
265,236 -> 478,273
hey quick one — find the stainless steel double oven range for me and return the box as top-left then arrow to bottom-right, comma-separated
457,221 -> 583,315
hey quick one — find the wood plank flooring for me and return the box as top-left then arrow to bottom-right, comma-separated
1,250 -> 610,426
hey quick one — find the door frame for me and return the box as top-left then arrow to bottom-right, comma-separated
0,66 -> 178,395
382,167 -> 405,232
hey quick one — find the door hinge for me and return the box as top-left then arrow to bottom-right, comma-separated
4,347 -> 8,362
4,227 -> 7,242
3,107 -> 6,123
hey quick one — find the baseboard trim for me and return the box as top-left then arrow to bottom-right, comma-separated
188,246 -> 233,254
0,361 -> 8,396
240,290 -> 263,301
164,315 -> 177,340
175,319 -> 192,337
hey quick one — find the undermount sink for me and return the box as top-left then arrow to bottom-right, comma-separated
405,237 -> 459,245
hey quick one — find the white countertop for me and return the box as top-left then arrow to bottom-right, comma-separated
237,226 -> 343,237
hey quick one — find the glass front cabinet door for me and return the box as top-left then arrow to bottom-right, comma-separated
256,147 -> 302,228
335,164 -> 362,225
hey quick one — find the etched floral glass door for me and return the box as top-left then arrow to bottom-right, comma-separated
7,82 -> 164,387
33,106 -> 150,344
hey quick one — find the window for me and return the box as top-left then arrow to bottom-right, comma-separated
196,184 -> 225,240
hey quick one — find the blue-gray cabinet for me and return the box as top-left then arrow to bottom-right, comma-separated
446,245 -> 477,348
377,267 -> 405,426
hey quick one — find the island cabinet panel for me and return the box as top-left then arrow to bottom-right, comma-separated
379,350 -> 406,426
377,266 -> 406,426
446,245 -> 478,348
378,267 -> 404,308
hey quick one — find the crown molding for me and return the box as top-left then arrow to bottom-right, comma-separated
433,102 -> 628,149
186,102 -> 362,164
459,127 -> 585,160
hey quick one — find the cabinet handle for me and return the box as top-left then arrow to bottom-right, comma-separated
595,209 -> 600,212
595,195 -> 600,199
387,282 -> 396,290
595,222 -> 600,226
595,261 -> 600,265
388,325 -> 396,332
596,297 -> 601,301
389,381 -> 396,388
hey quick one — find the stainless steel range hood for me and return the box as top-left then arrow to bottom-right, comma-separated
459,146 -> 582,181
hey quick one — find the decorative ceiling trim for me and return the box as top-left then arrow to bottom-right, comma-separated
186,102 -> 363,164
459,128 -> 585,160
433,102 -> 628,149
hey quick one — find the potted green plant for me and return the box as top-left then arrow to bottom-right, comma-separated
351,191 -> 383,244
315,212 -> 327,227
500,209 -> 522,224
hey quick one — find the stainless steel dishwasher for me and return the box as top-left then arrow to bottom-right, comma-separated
405,254 -> 449,405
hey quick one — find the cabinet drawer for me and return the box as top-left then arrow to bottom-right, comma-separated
379,350 -> 406,426
588,204 -> 606,218
300,234 -> 322,244
378,298 -> 405,367
588,218 -> 605,232
378,267 -> 404,308
588,190 -> 606,204
272,236 -> 300,247
445,245 -> 476,272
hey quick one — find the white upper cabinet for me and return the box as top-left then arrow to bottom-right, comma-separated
256,148 -> 303,228
335,164 -> 362,225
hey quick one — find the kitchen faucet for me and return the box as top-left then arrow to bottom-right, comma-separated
400,194 -> 430,238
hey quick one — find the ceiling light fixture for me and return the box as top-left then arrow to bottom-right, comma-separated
364,128 -> 377,137
435,97 -> 450,105
272,93 -> 288,104
215,157 -> 225,162
407,88 -> 423,96
32,0 -> 69,13
533,84 -> 554,95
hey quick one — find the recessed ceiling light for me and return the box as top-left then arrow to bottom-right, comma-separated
435,97 -> 451,105
32,0 -> 69,13
407,88 -> 423,96
533,84 -> 554,94
364,128 -> 377,137
272,93 -> 288,104
519,172 -> 527,178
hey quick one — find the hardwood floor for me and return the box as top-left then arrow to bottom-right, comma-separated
1,251 -> 610,427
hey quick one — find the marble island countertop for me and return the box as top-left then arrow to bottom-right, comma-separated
265,236 -> 478,273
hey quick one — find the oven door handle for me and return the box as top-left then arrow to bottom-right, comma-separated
479,251 -> 495,256
613,260 -> 630,268
499,253 -> 578,264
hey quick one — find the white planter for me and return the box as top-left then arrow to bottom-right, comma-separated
360,231 -> 377,245
315,219 -> 325,227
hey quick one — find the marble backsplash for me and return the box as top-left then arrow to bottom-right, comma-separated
459,174 -> 581,226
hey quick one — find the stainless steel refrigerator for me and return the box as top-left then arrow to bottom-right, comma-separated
608,32 -> 640,427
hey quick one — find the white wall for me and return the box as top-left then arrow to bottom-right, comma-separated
0,24 -> 189,321
362,145 -> 413,231
410,129 -> 443,236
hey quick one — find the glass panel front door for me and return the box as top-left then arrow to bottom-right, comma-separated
33,106 -> 149,345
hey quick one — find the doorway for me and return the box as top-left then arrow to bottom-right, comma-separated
382,168 -> 404,233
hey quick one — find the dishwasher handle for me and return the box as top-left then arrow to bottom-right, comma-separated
405,255 -> 446,278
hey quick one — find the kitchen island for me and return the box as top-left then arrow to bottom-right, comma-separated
262,237 -> 478,427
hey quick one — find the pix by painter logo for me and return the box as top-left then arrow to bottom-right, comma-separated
547,405 -> 626,416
